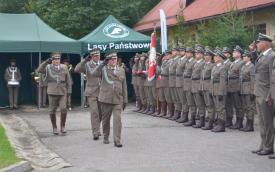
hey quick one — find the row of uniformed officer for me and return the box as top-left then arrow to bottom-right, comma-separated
132,45 -> 257,133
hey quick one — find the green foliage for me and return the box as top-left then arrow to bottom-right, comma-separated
197,10 -> 254,50
0,0 -> 160,39
174,15 -> 196,47
0,0 -> 26,13
0,124 -> 19,169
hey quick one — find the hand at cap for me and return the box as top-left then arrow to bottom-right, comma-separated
102,57 -> 110,65
47,58 -> 52,64
85,55 -> 91,61
249,41 -> 257,51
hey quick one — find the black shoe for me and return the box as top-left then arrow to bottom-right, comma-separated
257,150 -> 274,156
268,154 -> 275,159
93,135 -> 99,140
251,149 -> 262,154
103,139 -> 109,144
114,143 -> 123,148
53,128 -> 59,135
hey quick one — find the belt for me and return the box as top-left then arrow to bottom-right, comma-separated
241,80 -> 251,82
184,76 -> 191,78
229,77 -> 239,80
48,81 -> 66,84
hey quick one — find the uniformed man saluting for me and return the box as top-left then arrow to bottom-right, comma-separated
37,52 -> 72,135
91,50 -> 128,148
251,33 -> 275,157
75,48 -> 102,140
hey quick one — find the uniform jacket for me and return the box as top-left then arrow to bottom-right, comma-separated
240,61 -> 255,95
75,60 -> 102,98
155,66 -> 162,88
92,64 -> 128,105
160,60 -> 170,88
200,61 -> 214,91
169,56 -> 180,87
255,49 -> 275,98
143,63 -> 150,87
183,57 -> 196,91
227,58 -> 244,92
4,66 -> 22,87
37,61 -> 72,95
137,60 -> 146,87
175,56 -> 188,87
38,73 -> 48,87
191,59 -> 205,93
211,62 -> 227,96
223,59 -> 232,91
131,63 -> 138,85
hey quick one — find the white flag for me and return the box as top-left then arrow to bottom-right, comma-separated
160,9 -> 167,53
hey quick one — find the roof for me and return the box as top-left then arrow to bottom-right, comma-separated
134,0 -> 275,32
134,0 -> 185,32
0,13 -> 81,53
80,15 -> 151,53
183,0 -> 275,23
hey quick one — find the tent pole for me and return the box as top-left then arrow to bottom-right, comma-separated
38,52 -> 41,109
80,55 -> 84,110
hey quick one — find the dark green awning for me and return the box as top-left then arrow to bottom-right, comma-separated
80,15 -> 151,53
0,13 -> 81,54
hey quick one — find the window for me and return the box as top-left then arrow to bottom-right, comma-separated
246,23 -> 266,38
255,24 -> 266,34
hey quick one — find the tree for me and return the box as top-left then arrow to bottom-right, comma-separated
197,10 -> 254,49
25,0 -> 161,39
0,0 -> 161,39
0,0 -> 26,13
175,1 -> 254,49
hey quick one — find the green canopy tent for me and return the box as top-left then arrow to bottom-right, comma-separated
0,13 -> 81,53
0,13 -> 81,108
80,15 -> 151,53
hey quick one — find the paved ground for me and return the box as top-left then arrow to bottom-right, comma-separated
2,105 -> 275,172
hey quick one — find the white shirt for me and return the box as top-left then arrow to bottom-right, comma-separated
196,59 -> 203,63
224,59 -> 230,64
217,63 -> 222,67
53,64 -> 60,70
91,60 -> 99,66
234,58 -> 241,63
263,48 -> 272,56
245,61 -> 251,66
188,57 -> 194,62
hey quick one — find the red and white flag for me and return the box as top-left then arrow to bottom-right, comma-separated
147,32 -> 157,81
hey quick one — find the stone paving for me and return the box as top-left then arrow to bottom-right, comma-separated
2,105 -> 275,172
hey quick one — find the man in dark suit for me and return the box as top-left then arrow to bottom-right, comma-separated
251,33 -> 275,157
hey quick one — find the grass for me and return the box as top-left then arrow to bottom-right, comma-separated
0,123 -> 20,169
